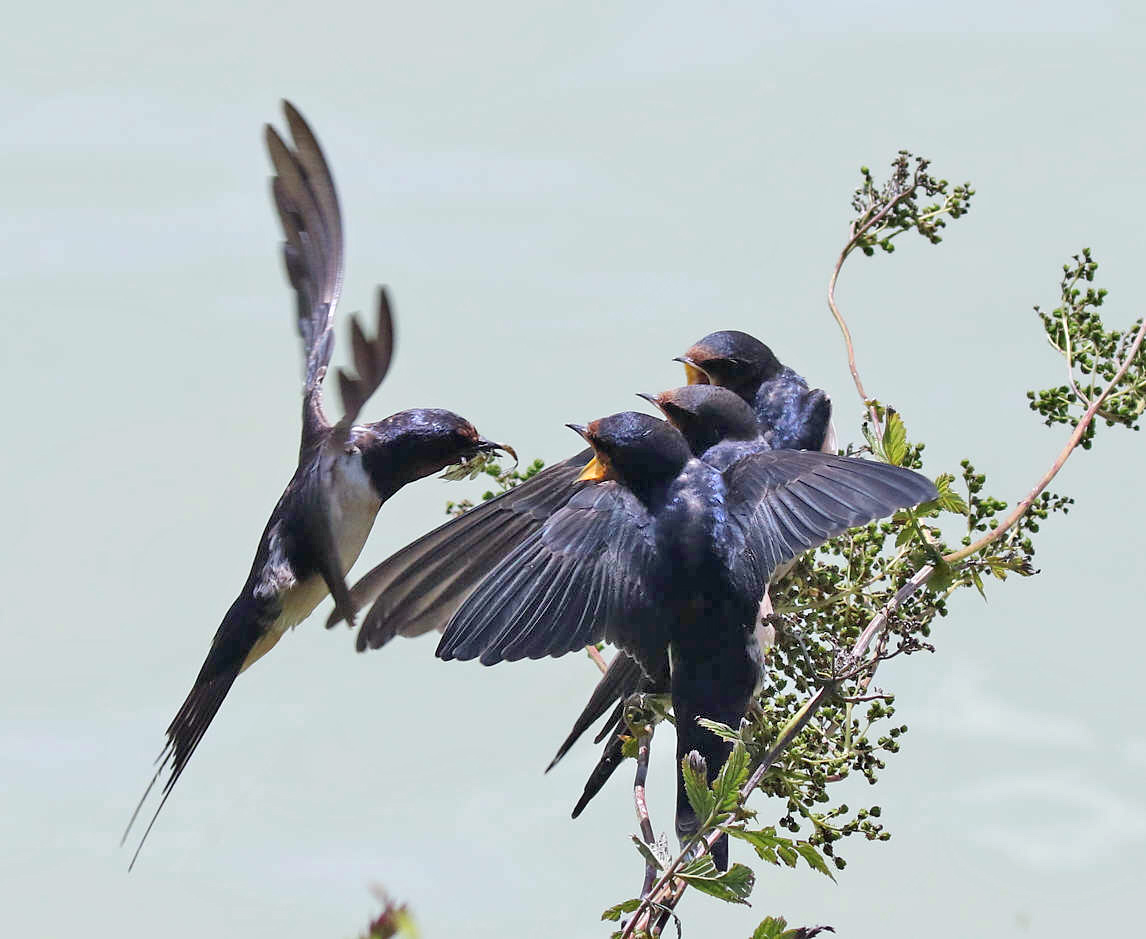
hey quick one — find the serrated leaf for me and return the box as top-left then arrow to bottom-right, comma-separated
439,451 -> 493,481
696,717 -> 741,742
933,472 -> 969,514
600,898 -> 641,922
712,743 -> 750,812
752,917 -> 789,939
882,409 -> 907,466
631,835 -> 664,871
776,843 -> 798,868
794,843 -> 837,882
681,752 -> 715,823
677,858 -> 755,905
970,568 -> 987,599
724,827 -> 789,866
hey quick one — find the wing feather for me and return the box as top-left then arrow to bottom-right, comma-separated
437,482 -> 663,673
265,102 -> 344,443
724,450 -> 937,593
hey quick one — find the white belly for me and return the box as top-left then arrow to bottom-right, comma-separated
242,451 -> 381,670
326,449 -> 383,576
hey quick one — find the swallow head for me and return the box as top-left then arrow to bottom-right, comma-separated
568,411 -> 690,490
361,409 -> 515,497
677,330 -> 782,399
638,385 -> 758,454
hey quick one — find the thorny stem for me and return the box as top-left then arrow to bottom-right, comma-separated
617,268 -> 1146,934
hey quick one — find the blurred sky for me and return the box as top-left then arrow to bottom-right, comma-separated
2,3 -> 1145,937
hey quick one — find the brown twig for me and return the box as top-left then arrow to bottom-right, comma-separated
826,184 -> 923,438
634,732 -> 657,897
586,644 -> 608,675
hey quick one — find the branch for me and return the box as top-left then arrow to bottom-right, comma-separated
946,311 -> 1146,564
624,258 -> 1145,932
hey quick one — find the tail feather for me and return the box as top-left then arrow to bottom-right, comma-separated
548,652 -> 646,772
571,730 -> 626,818
123,667 -> 240,869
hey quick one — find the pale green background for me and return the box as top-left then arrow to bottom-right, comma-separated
3,3 -> 1144,937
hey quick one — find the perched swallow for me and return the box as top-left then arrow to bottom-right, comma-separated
438,411 -> 935,868
122,103 -> 511,867
549,384 -> 826,807
341,331 -> 830,649
677,329 -> 836,453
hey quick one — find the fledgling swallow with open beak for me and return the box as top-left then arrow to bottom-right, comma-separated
122,103 -> 512,867
676,329 -> 836,453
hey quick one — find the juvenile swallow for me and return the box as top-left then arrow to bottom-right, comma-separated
549,384 -> 824,805
677,329 -> 836,453
341,331 -> 831,649
438,411 -> 935,867
122,103 -> 510,867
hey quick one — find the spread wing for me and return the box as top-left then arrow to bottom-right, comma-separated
265,101 -> 344,445
723,450 -> 938,600
341,449 -> 593,650
436,482 -> 665,674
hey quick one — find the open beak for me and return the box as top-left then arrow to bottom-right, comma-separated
566,424 -> 610,482
636,391 -> 669,419
673,355 -> 710,386
479,437 -> 518,469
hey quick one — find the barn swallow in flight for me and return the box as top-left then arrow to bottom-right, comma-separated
339,332 -> 832,650
438,411 -> 935,868
122,103 -> 511,867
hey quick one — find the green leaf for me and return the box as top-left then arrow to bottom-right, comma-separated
677,857 -> 755,905
681,752 -> 715,822
969,568 -> 987,600
776,843 -> 798,868
725,827 -> 789,866
794,843 -> 837,882
630,835 -> 664,871
752,917 -> 837,939
882,409 -> 908,465
439,451 -> 494,481
695,717 -> 741,743
932,472 -> 969,515
925,557 -> 956,593
752,917 -> 789,939
712,743 -> 750,812
600,898 -> 641,922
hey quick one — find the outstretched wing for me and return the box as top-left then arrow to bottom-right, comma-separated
339,449 -> 593,650
265,101 -> 344,444
723,450 -> 937,599
436,482 -> 665,674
